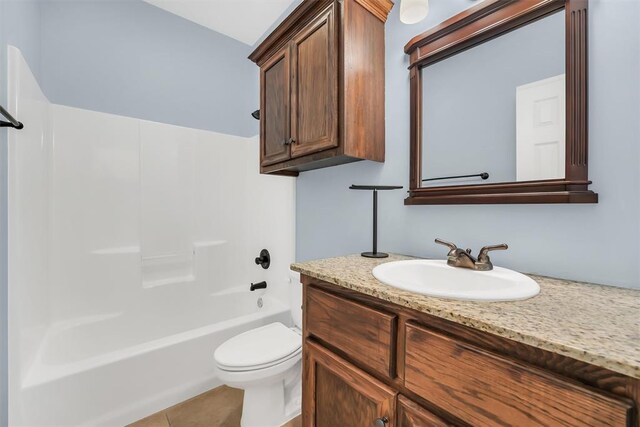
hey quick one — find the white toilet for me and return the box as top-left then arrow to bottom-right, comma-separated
214,272 -> 302,427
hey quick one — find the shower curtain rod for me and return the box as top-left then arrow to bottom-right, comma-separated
0,105 -> 24,129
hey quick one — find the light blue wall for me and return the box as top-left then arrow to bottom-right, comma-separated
296,0 -> 640,290
422,11 -> 565,184
0,2 -> 42,424
39,0 -> 258,137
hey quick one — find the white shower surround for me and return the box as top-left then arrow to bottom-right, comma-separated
7,46 -> 296,426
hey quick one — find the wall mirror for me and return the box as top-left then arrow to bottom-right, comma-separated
405,0 -> 597,204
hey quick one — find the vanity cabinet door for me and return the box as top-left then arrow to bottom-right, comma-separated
290,3 -> 338,159
260,46 -> 291,166
304,340 -> 396,427
397,396 -> 454,427
404,323 -> 634,427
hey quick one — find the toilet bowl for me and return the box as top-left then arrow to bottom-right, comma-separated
214,271 -> 302,427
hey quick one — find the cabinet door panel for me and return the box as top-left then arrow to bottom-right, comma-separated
290,4 -> 338,158
304,340 -> 396,427
397,395 -> 454,427
260,47 -> 290,166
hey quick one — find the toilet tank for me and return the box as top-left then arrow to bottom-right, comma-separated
289,270 -> 303,329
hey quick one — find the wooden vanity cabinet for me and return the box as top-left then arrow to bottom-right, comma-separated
249,0 -> 392,176
301,277 -> 639,427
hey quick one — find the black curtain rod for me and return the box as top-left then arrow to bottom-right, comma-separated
422,172 -> 489,182
0,105 -> 23,129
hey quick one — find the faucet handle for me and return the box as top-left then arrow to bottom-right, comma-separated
435,238 -> 463,259
435,238 -> 458,251
478,244 -> 508,261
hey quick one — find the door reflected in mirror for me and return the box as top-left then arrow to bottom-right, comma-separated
421,11 -> 565,188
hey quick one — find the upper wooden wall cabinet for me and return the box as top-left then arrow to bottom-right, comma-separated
249,0 -> 393,176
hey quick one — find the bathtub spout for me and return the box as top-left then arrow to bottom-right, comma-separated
250,281 -> 267,291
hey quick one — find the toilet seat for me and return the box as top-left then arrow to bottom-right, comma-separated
214,322 -> 302,372
217,347 -> 302,372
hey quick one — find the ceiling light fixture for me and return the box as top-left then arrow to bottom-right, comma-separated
400,0 -> 429,24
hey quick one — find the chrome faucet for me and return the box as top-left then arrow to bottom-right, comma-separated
435,238 -> 508,271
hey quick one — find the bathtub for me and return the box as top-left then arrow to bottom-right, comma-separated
15,290 -> 290,426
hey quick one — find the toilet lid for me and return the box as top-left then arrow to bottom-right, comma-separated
214,322 -> 301,370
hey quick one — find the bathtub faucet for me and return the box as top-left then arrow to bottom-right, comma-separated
254,249 -> 271,269
250,281 -> 267,291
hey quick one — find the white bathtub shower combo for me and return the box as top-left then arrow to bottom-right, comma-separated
7,46 -> 297,426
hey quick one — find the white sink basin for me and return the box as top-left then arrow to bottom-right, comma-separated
372,260 -> 539,302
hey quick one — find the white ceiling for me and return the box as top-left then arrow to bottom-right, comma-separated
143,0 -> 297,46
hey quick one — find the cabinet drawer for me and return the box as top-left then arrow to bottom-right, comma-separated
306,286 -> 397,378
404,323 -> 634,426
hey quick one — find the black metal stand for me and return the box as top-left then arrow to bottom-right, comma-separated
349,185 -> 402,258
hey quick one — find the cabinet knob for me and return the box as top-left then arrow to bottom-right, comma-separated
373,417 -> 389,427
288,137 -> 296,145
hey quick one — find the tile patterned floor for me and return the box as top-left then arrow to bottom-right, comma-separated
127,386 -> 301,427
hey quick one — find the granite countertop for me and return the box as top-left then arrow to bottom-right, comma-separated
291,254 -> 640,379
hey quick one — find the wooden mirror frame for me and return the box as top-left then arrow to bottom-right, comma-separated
404,0 -> 598,205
